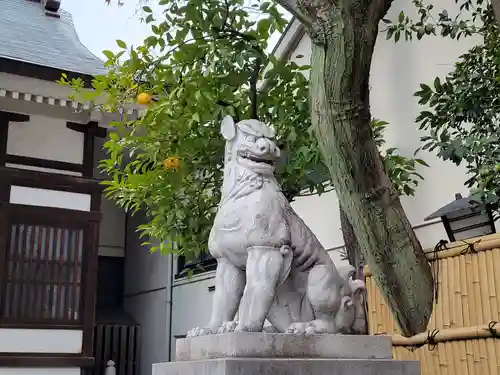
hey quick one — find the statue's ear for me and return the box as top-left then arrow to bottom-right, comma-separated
221,115 -> 236,141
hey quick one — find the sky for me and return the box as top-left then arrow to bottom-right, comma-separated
61,0 -> 287,61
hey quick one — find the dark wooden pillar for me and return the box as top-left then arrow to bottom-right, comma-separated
66,121 -> 107,362
66,121 -> 107,178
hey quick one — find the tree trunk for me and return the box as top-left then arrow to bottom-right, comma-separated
339,205 -> 368,335
339,205 -> 363,279
303,0 -> 434,336
492,0 -> 500,24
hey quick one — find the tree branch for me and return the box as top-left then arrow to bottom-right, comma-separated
273,0 -> 312,27
296,186 -> 335,197
215,26 -> 266,58
249,57 -> 262,119
367,0 -> 394,26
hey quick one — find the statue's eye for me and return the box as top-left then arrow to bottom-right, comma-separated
245,135 -> 256,143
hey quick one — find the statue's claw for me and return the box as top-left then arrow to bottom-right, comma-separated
286,319 -> 336,335
307,319 -> 336,334
217,321 -> 239,334
262,325 -> 278,333
286,322 -> 310,335
305,326 -> 316,335
186,326 -> 213,337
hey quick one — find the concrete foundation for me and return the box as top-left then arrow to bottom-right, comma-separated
152,333 -> 420,375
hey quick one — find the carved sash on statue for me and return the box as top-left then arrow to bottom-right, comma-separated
187,116 -> 366,336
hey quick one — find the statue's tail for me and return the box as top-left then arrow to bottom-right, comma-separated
349,276 -> 367,334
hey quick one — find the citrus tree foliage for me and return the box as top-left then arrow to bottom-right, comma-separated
372,119 -> 428,197
64,0 -> 427,259
63,0 -> 324,257
383,0 -> 500,211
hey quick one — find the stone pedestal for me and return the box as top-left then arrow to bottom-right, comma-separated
152,333 -> 420,375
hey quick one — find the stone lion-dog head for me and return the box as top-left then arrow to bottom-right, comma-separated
221,115 -> 281,176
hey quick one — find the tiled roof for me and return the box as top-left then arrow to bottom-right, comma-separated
0,0 -> 105,76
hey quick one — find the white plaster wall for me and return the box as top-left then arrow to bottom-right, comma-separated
0,329 -> 82,353
9,186 -> 91,211
328,247 -> 349,267
0,369 -> 80,375
7,115 -> 84,164
97,197 -> 126,257
94,137 -> 126,257
123,211 -> 171,375
171,272 -> 217,356
370,0 -> 479,228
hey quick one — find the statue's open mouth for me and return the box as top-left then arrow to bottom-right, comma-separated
239,152 -> 275,166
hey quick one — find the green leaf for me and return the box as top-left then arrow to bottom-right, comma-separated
386,27 -> 395,40
257,18 -> 272,36
433,76 -> 442,91
394,30 -> 401,43
415,159 -> 430,167
417,27 -> 425,40
102,50 -> 115,60
116,39 -> 127,49
403,185 -> 413,196
398,11 -> 405,23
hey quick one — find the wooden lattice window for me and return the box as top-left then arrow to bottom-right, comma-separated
3,224 -> 83,323
0,202 -> 101,327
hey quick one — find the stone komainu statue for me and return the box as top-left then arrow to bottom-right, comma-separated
188,116 -> 366,336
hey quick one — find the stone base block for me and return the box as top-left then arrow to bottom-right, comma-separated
152,358 -> 420,375
153,333 -> 419,375
175,333 -> 392,361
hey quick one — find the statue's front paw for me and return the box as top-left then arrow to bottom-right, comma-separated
234,322 -> 264,332
217,321 -> 239,334
286,322 -> 313,335
186,326 -> 212,337
262,325 -> 278,333
286,320 -> 335,335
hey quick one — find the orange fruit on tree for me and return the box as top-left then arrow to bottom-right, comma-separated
137,92 -> 152,105
480,168 -> 491,177
163,156 -> 181,171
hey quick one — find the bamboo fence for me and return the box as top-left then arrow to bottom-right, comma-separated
364,233 -> 500,374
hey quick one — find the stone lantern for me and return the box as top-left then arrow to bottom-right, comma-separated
425,193 -> 496,242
